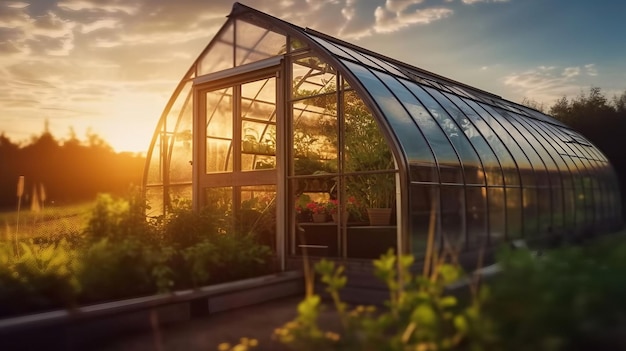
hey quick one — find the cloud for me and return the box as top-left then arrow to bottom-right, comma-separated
462,0 -> 509,4
585,63 -> 597,76
374,6 -> 453,33
503,64 -> 599,104
58,0 -> 139,15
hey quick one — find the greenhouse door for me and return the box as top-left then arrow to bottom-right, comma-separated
193,62 -> 285,269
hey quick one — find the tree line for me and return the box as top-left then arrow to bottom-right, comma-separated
0,127 -> 145,210
524,87 -> 626,217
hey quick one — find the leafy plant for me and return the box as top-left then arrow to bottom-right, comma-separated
484,236 -> 626,351
0,239 -> 79,317
274,250 -> 491,350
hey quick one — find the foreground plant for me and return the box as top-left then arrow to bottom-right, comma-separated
274,249 -> 492,350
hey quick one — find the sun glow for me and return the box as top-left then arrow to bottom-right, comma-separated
95,91 -> 165,154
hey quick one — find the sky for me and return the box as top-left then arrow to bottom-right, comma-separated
1,0 -> 625,153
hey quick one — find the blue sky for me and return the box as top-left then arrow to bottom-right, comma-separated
0,0 -> 624,152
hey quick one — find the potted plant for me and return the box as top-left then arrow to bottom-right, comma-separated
360,173 -> 395,226
325,196 -> 364,224
306,201 -> 329,223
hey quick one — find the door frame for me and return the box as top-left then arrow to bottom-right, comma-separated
192,57 -> 286,270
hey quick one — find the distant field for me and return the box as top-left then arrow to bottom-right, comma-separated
0,202 -> 94,241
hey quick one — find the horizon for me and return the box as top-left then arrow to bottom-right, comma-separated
1,0 -> 625,153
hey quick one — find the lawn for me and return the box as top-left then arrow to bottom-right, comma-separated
0,202 -> 94,242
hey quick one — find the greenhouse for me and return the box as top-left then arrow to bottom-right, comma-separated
143,2 -> 622,268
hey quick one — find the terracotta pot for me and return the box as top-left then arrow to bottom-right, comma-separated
366,208 -> 392,226
312,213 -> 327,223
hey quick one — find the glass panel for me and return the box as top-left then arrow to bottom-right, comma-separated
343,89 -> 393,173
206,87 -> 233,139
348,173 -> 396,212
441,93 -> 504,186
235,20 -> 286,66
206,87 -> 233,173
146,135 -> 163,185
169,92 -> 193,183
563,187 -> 576,231
292,55 -> 337,98
536,188 -> 553,235
507,113 -> 559,188
204,187 -> 233,232
465,100 -> 528,186
239,185 -> 276,249
481,104 -> 539,187
466,187 -> 487,249
241,77 -> 276,122
400,79 -> 462,183
440,186 -> 464,251
206,138 -> 233,173
145,186 -> 164,218
292,95 -> 338,175
169,185 -> 192,206
522,187 -> 539,238
198,21 -> 234,75
413,85 -> 484,185
306,34 -> 353,60
506,187 -> 522,239
368,71 -> 437,182
242,121 -> 276,171
488,188 -> 506,243
409,184 -> 438,256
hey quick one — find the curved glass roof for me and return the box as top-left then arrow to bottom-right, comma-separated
144,2 -> 622,240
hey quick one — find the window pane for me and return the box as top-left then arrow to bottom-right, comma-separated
292,55 -> 336,98
235,20 -> 286,66
442,93 -> 504,186
239,185 -> 276,249
344,90 -> 393,173
506,187 -> 522,239
206,88 -> 233,139
369,71 -> 437,182
488,188 -> 506,243
198,21 -> 233,75
348,173 -> 397,212
204,187 -> 233,231
441,186 -> 464,250
413,85 -> 484,185
292,95 -> 338,175
401,79 -> 462,183
409,184 -> 438,256
206,138 -> 233,173
242,77 -> 276,122
242,120 -> 276,171
466,187 -> 487,249
206,87 -> 233,173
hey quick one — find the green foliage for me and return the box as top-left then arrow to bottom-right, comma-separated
484,237 -> 626,351
275,250 -> 490,350
78,238 -> 170,302
0,189 -> 274,317
85,189 -> 154,243
0,239 -> 79,317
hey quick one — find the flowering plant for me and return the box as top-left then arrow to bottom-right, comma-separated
323,196 -> 363,220
306,201 -> 328,215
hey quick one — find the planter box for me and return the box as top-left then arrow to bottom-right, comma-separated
0,271 -> 303,350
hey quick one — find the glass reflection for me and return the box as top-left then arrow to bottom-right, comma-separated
198,21 -> 234,75
235,20 -> 286,66
292,95 -> 338,175
239,185 -> 276,249
292,55 -> 337,98
206,87 -> 233,173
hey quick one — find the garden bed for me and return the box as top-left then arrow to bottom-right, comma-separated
1,271 -> 303,350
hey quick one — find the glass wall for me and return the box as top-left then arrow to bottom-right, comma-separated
145,4 -> 622,264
